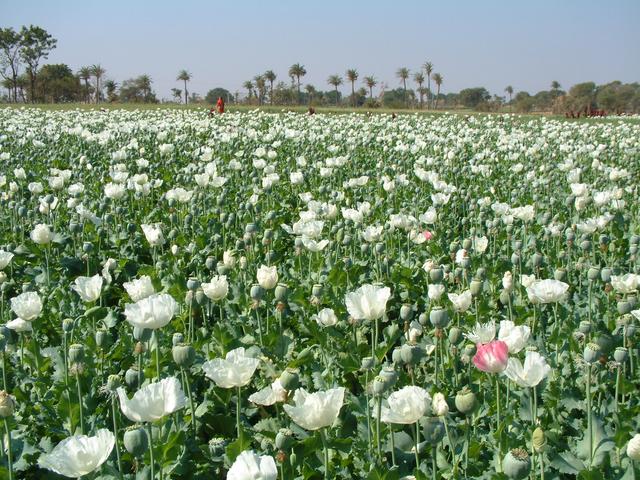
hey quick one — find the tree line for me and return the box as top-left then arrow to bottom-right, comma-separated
2,25 -> 639,113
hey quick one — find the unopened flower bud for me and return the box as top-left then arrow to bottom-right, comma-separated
0,391 -> 15,418
532,427 -> 546,453
455,387 -> 478,415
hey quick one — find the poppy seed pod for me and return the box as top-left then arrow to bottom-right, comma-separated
279,369 -> 300,391
62,318 -> 74,333
429,307 -> 450,329
250,284 -> 265,301
372,376 -> 387,395
429,268 -> 444,283
448,327 -> 462,345
455,387 -> 478,415
400,344 -> 423,365
378,367 -> 399,390
123,427 -> 148,457
554,268 -> 567,282
0,391 -> 15,418
172,343 -> 196,367
578,320 -> 591,334
361,356 -> 375,371
400,304 -> 413,321
374,242 -> 385,254
186,277 -> 200,291
422,417 -> 445,444
208,437 -> 226,458
275,428 -> 294,450
95,330 -> 111,350
392,347 -> 404,364
503,448 -> 531,480
462,238 -> 472,250
470,279 -> 483,296
617,301 -> 632,315
68,344 -> 84,364
614,347 -> 628,363
133,327 -> 152,342
125,367 -> 142,389
511,253 -> 520,265
106,374 -> 121,392
274,284 -> 289,302
583,343 -> 601,364
531,253 -> 543,268
311,284 -> 323,297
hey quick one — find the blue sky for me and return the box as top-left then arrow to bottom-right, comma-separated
2,0 -> 639,101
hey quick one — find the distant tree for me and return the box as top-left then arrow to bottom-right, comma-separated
90,64 -> 105,103
205,87 -> 232,105
413,71 -> 425,108
566,82 -> 596,114
177,69 -> 191,104
104,79 -> 118,102
382,87 -> 415,109
396,67 -> 410,107
458,87 -> 489,109
423,61 -> 433,108
363,76 -> 377,100
271,81 -> 296,105
514,91 -> 534,112
243,80 -> 254,103
504,85 -> 514,111
119,75 -> 157,103
432,73 -> 443,108
20,25 -> 57,102
264,70 -> 276,105
78,66 -> 92,103
288,63 -> 306,104
327,74 -> 343,106
346,69 -> 358,107
0,27 -> 23,102
37,63 -> 80,102
305,84 -> 316,105
254,75 -> 267,105
171,88 -> 182,102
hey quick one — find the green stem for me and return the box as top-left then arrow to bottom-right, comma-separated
320,428 -> 330,479
237,386 -> 242,441
444,418 -> 457,474
4,418 -> 13,480
182,368 -> 197,438
365,372 -> 372,456
147,423 -> 155,480
587,365 -> 593,468
111,396 -> 122,477
496,376 -> 502,472
76,370 -> 84,435
154,330 -> 161,380
376,395 -> 382,461
414,421 -> 420,471
432,446 -> 437,480
390,423 -> 396,467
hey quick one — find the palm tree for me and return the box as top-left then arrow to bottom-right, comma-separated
550,80 -> 561,98
243,80 -> 254,103
254,75 -> 266,105
305,84 -> 316,105
264,70 -> 276,105
177,70 -> 191,104
171,88 -> 182,103
288,63 -> 307,104
78,66 -> 92,103
138,75 -> 152,101
432,73 -> 443,109
327,74 -> 343,106
413,72 -> 425,108
396,67 -> 410,107
90,64 -> 106,103
363,76 -> 377,100
346,69 -> 358,107
104,79 -> 118,102
423,61 -> 433,108
505,85 -> 514,111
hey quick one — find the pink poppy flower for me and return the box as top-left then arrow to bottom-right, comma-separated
473,340 -> 509,373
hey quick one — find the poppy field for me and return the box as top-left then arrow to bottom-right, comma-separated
0,108 -> 638,479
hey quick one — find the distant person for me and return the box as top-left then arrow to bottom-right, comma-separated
217,97 -> 225,114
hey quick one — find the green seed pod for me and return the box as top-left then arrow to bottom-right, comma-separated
554,268 -> 567,281
587,267 -> 600,281
186,277 -> 200,291
133,327 -> 152,342
68,344 -> 85,364
250,284 -> 264,301
360,356 -> 375,371
503,449 -> 531,480
600,268 -> 612,283
95,329 -> 111,350
371,376 -> 387,395
448,327 -> 462,345
532,427 -> 546,453
400,344 -> 423,366
614,347 -> 628,363
123,427 -> 149,457
374,242 -> 385,255
62,318 -> 75,333
378,367 -> 398,389
617,301 -> 632,315
311,284 -> 323,297
583,343 -> 601,364
422,417 -> 445,444
391,347 -> 404,365
208,437 -> 226,458
462,238 -> 472,250
511,253 -> 520,265
275,428 -> 294,450
106,374 -> 121,392
172,332 -> 184,346
279,369 -> 300,391
429,307 -> 450,329
429,268 -> 444,283
578,320 -> 591,334
455,387 -> 478,415
469,279 -> 483,296
274,284 -> 289,302
400,304 -> 413,321
125,367 -> 142,389
172,343 -> 196,368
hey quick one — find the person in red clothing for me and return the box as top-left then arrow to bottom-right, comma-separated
216,97 -> 225,114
